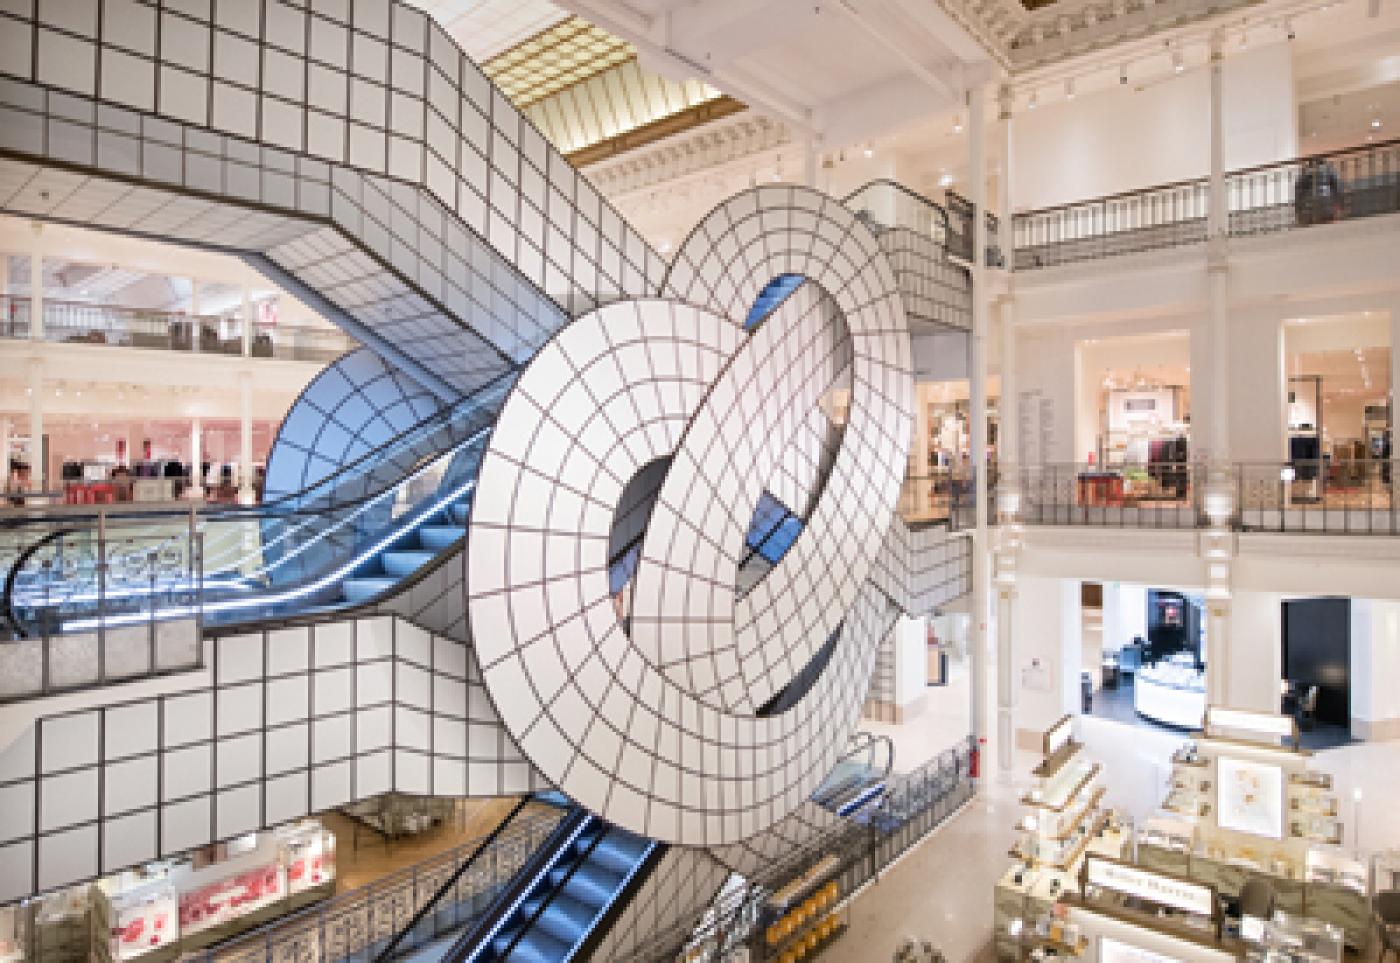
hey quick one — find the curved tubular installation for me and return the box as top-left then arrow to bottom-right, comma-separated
0,1 -> 961,912
467,186 -> 914,846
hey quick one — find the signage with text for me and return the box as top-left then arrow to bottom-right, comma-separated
1085,857 -> 1215,917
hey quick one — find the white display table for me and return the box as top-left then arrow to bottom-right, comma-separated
1134,662 -> 1206,729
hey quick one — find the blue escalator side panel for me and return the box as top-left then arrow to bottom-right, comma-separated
744,490 -> 804,567
744,273 -> 806,331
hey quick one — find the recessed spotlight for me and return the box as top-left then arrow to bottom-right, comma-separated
1028,91 -> 1038,110
863,144 -> 874,158
1371,118 -> 1382,129
1173,50 -> 1184,72
953,115 -> 963,133
938,172 -> 955,188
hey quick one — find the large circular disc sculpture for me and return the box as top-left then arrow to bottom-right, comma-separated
467,186 -> 913,845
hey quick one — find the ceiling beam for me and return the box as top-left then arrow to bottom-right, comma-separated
831,0 -> 964,103
552,0 -> 818,134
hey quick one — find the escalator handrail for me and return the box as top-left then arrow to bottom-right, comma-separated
372,796 -> 532,962
444,806 -> 594,963
3,526 -> 79,638
4,427 -> 490,631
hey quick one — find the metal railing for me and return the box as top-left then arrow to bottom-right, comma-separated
1012,137 -> 1400,268
0,294 -> 357,361
621,737 -> 977,963
0,522 -> 203,700
1005,459 -> 1400,535
946,190 -> 1004,267
844,179 -> 952,242
184,802 -> 565,963
898,470 -> 991,530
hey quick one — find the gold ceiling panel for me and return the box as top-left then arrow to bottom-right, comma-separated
484,17 -> 636,109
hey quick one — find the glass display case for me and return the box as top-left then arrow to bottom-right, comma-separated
1246,912 -> 1343,963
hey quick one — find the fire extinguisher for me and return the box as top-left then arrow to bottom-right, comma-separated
970,738 -> 983,779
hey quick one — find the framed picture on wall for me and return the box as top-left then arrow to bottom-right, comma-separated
1216,757 -> 1284,840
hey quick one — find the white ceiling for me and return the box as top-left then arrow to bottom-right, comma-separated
404,0 -> 567,61
550,0 -> 997,147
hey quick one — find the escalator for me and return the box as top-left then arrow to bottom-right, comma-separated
811,733 -> 894,819
394,802 -> 661,963
2,374 -> 512,637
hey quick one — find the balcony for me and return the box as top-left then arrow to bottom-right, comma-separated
901,460 -> 1400,535
1011,138 -> 1400,269
0,294 -> 356,363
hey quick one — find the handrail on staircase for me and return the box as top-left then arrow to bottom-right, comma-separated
372,795 -> 533,962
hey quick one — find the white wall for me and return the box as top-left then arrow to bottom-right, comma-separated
1011,42 -> 1297,210
1227,590 -> 1284,713
1103,582 -> 1149,650
1350,599 -> 1400,737
1012,575 -> 1082,744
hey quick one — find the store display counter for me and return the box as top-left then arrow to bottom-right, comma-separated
1135,662 -> 1206,729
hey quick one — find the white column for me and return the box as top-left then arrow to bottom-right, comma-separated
0,417 -> 10,478
188,418 -> 203,499
29,226 -> 42,342
1207,31 -> 1230,463
997,84 -> 1018,474
27,358 -> 43,491
241,287 -> 252,357
239,370 -> 255,504
802,136 -> 819,190
189,279 -> 201,354
969,83 -> 991,751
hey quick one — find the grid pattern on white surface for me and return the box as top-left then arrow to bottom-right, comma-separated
262,346 -> 443,503
708,801 -> 840,877
587,846 -> 731,963
467,186 -> 914,847
0,615 -> 545,903
877,228 -> 972,332
0,0 -> 664,395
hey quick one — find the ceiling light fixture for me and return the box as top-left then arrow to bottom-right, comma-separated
1372,118 -> 1383,129
1173,49 -> 1184,72
953,115 -> 963,133
1028,90 -> 1038,110
1065,78 -> 1075,99
863,143 -> 874,158
938,171 -> 954,187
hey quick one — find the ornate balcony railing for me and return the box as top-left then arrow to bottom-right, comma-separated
1003,460 -> 1400,535
1011,137 -> 1400,269
0,294 -> 357,362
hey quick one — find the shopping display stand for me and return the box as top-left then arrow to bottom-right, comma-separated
1134,707 -> 1369,952
758,856 -> 850,963
995,716 -> 1126,960
88,821 -> 335,962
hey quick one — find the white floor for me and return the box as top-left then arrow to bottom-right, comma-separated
858,657 -> 976,774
